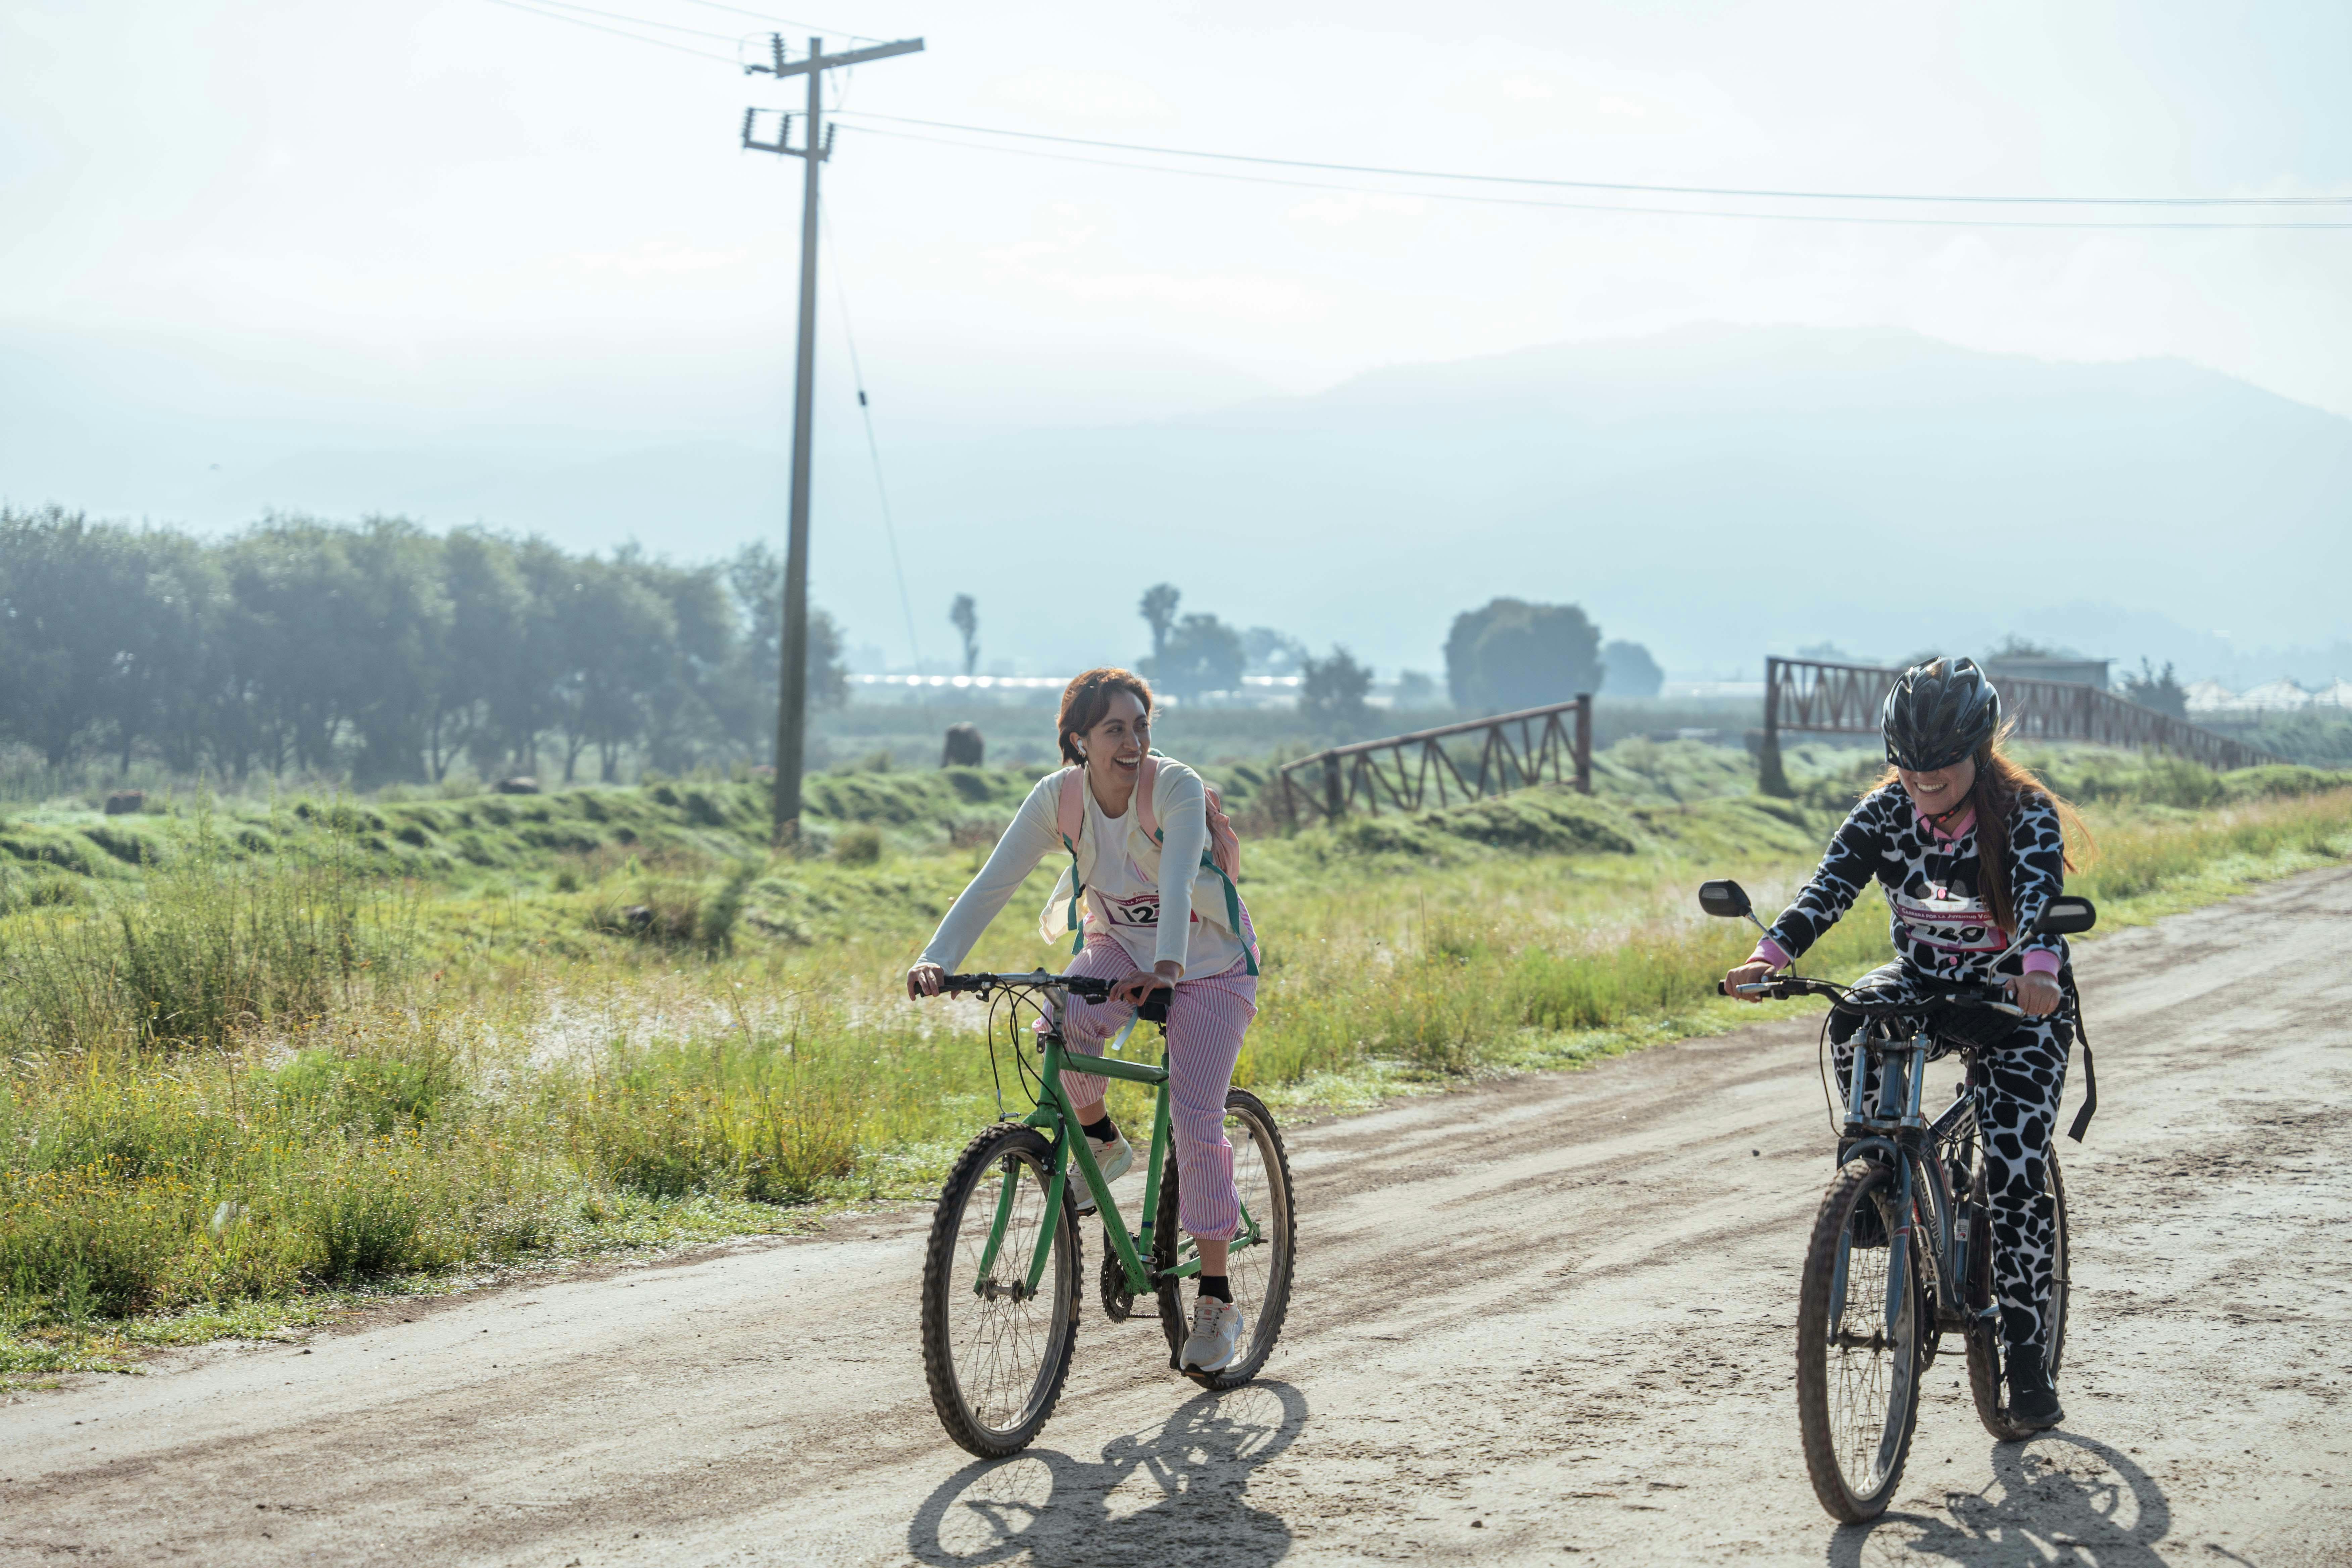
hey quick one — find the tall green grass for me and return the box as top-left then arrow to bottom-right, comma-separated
0,774 -> 2344,1362
2,811 -> 412,1051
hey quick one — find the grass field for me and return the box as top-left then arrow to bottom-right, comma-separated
4,739 -> 2347,1382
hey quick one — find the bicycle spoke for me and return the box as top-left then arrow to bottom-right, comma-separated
940,1141 -> 1066,1437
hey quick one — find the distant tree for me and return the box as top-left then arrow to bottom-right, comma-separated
1600,639 -> 1665,699
633,555 -> 737,774
1300,646 -> 1374,738
720,542 -> 847,767
221,521 -> 379,775
1140,583 -> 1181,666
1393,669 -> 1439,708
2120,658 -> 2188,719
440,529 -> 534,780
0,511 -> 849,786
949,593 -> 980,677
338,518 -> 452,786
1241,626 -> 1306,676
1988,634 -> 2054,658
536,553 -> 672,783
0,509 -> 180,770
1444,598 -> 1603,713
1158,614 -> 1246,700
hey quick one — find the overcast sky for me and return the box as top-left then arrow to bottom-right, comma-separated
4,1 -> 2349,675
9,0 -> 2349,419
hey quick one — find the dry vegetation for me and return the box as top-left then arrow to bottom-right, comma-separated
4,741 -> 2347,1379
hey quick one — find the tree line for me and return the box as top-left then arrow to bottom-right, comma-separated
0,507 -> 846,786
1127,584 -> 1664,736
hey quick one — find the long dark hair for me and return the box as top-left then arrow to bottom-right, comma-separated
1879,722 -> 2094,934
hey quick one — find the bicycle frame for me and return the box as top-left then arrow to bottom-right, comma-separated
972,1000 -> 1264,1304
1833,1028 -> 1991,1341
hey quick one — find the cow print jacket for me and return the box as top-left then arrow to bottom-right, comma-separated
1764,783 -> 2068,982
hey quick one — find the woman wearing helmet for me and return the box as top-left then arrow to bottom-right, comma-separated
1723,656 -> 2090,1429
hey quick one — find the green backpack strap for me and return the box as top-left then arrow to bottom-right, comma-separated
1144,820 -> 1259,978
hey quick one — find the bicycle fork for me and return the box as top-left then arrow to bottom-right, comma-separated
1833,1030 -> 1957,1341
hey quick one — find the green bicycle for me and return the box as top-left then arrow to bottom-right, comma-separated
918,969 -> 1297,1459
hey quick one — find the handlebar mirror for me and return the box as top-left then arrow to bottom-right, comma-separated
1697,879 -> 1753,919
2034,896 -> 2097,936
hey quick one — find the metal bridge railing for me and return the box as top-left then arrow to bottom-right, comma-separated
1274,696 -> 1591,829
1759,656 -> 2285,793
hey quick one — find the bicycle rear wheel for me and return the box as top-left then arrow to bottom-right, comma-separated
1154,1089 -> 1296,1390
1967,1152 -> 2070,1440
920,1124 -> 1080,1458
1796,1158 -> 1923,1523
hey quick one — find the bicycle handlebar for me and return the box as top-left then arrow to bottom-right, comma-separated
1717,974 -> 2027,1019
937,969 -> 1115,1002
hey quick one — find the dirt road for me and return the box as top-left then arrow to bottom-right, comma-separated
7,869 -> 2350,1566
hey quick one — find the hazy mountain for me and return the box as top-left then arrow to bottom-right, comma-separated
6,323 -> 2346,683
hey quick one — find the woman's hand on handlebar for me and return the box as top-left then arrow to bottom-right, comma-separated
2010,972 -> 2063,1017
1110,961 -> 1182,1008
1724,960 -> 1778,1001
906,962 -> 945,1000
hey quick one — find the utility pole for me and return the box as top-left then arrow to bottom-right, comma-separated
742,32 -> 923,845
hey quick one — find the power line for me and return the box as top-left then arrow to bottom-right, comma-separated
832,109 -> 2352,209
481,0 -> 739,63
666,0 -> 877,43
512,0 -> 748,43
841,123 -> 2352,231
819,196 -> 927,678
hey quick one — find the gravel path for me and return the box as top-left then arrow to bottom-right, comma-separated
6,868 -> 2349,1565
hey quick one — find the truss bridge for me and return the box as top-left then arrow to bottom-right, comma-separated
1274,696 -> 1591,828
1761,656 -> 2284,792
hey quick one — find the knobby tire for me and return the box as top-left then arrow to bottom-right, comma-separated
1154,1089 -> 1297,1390
1967,1153 -> 2070,1441
920,1124 -> 1081,1459
1796,1158 -> 1923,1523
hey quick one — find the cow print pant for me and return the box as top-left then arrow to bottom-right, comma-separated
1830,963 -> 2073,1356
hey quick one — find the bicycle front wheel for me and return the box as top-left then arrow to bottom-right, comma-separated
920,1124 -> 1081,1458
1796,1158 -> 1923,1523
1154,1088 -> 1297,1390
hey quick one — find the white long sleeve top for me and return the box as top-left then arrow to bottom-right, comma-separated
916,759 -> 1246,979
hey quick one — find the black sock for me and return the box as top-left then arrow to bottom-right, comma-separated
1080,1115 -> 1118,1143
1198,1273 -> 1232,1305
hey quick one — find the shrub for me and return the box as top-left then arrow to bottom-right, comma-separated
832,825 -> 884,866
1,818 -> 412,1052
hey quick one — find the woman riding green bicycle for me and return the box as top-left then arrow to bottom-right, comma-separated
908,667 -> 1262,1378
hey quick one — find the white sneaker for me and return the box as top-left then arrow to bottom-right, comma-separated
1180,1297 -> 1246,1375
1071,1132 -> 1132,1216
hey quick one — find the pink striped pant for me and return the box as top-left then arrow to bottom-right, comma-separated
1056,932 -> 1258,1241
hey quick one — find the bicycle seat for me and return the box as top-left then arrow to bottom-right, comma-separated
1136,987 -> 1173,1025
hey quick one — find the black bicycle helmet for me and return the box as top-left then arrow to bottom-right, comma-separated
1882,657 -> 2001,772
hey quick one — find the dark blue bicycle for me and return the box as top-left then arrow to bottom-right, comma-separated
1701,879 -> 2095,1522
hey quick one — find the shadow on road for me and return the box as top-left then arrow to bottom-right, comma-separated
907,1380 -> 1308,1567
1827,1431 -> 2172,1566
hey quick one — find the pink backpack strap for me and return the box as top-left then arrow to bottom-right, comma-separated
1056,765 -> 1086,850
1203,787 -> 1242,881
1054,767 -> 1086,953
1135,754 -> 1160,843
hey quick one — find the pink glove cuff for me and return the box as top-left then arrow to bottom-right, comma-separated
2020,949 -> 2061,977
1749,937 -> 1793,971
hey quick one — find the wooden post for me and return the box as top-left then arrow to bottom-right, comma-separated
1572,693 -> 1592,795
1758,656 -> 1793,798
1322,753 -> 1343,822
